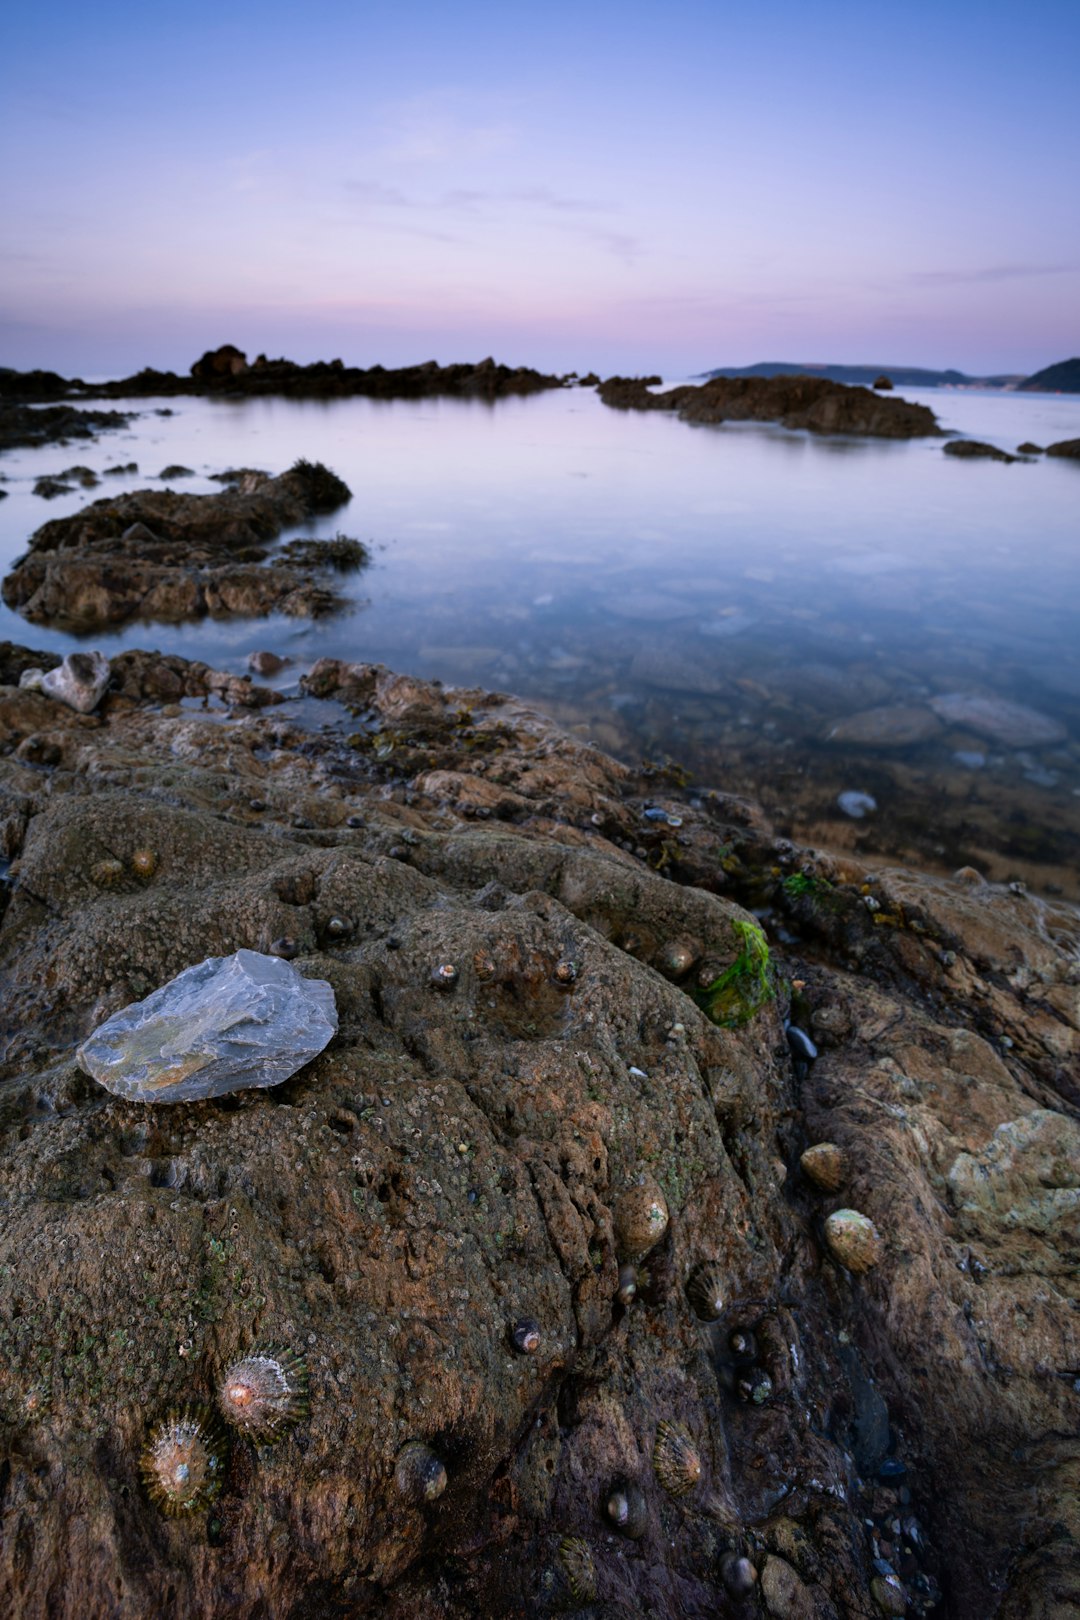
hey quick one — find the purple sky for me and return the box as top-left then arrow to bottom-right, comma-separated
3,0 -> 1078,377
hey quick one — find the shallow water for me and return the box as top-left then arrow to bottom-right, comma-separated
2,383 -> 1079,894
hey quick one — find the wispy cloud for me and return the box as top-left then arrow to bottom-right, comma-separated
908,262 -> 1077,286
341,178 -> 639,263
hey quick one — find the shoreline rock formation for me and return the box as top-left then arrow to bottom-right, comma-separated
0,350 -> 571,404
1,461 -> 364,629
598,373 -> 940,438
0,645 -> 1076,1618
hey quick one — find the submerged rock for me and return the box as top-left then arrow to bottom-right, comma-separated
943,439 -> 1018,462
928,692 -> 1066,746
826,704 -> 942,748
78,948 -> 337,1102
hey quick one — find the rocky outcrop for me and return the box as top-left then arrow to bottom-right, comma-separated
1046,437 -> 1080,459
0,649 -> 1076,1618
0,354 -> 570,403
0,402 -> 135,454
944,440 -> 1019,463
598,374 -> 940,439
1,462 -> 363,629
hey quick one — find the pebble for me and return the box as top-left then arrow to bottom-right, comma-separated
837,790 -> 877,819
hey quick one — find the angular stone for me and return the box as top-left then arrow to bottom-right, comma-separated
78,948 -> 337,1102
40,650 -> 111,713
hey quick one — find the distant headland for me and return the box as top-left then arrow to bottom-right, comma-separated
698,359 -> 1080,392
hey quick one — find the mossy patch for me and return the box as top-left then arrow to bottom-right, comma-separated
695,917 -> 774,1027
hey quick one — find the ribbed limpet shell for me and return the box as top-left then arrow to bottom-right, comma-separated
686,1262 -> 725,1322
800,1142 -> 848,1193
824,1208 -> 883,1273
140,1407 -> 228,1516
218,1345 -> 309,1436
652,1419 -> 701,1497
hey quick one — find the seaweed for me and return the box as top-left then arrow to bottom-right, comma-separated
696,918 -> 774,1027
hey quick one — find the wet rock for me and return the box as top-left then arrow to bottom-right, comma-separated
159,464 -> 194,479
827,704 -> 942,748
1017,442 -> 1044,455
943,439 -> 1018,462
247,649 -> 291,676
873,375 -> 894,390
39,650 -> 110,713
760,1555 -> 817,1620
78,948 -> 337,1102
32,477 -> 74,498
928,692 -> 1066,746
0,650 -> 1078,1619
599,372 -> 939,438
0,401 -> 133,453
1046,437 -> 1080,458
1,460 -> 359,628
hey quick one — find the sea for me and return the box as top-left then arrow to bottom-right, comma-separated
2,382 -> 1078,895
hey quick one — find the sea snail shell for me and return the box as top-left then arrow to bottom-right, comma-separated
140,1407 -> 228,1516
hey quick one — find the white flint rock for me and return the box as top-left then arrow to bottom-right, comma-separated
40,651 -> 111,713
78,948 -> 337,1103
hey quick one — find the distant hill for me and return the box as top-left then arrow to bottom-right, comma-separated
698,361 -> 1022,389
1016,357 -> 1080,393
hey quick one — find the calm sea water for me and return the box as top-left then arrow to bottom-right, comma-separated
2,384 -> 1079,893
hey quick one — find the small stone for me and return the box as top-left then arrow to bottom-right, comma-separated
269,936 -> 299,959
786,1024 -> 818,1064
837,790 -> 877,819
871,1573 -> 907,1616
78,948 -> 337,1102
39,651 -> 111,714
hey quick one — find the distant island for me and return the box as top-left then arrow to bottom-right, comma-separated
1016,356 -> 1080,393
698,361 -> 1023,389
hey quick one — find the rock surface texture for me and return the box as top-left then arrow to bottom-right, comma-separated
1,461 -> 362,629
0,647 -> 1077,1618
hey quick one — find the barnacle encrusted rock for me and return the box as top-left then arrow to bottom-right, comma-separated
77,948 -> 337,1101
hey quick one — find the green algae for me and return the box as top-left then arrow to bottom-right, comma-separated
696,918 -> 774,1027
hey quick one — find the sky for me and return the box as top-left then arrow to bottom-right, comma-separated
2,0 -> 1079,378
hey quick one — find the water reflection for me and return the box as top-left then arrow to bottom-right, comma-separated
1,384 -> 1079,894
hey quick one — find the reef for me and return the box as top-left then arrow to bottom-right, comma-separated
598,373 -> 941,438
0,461 -> 364,629
0,647 -> 1077,1618
0,401 -> 136,455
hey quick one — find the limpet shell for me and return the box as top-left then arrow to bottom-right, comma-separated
824,1208 -> 883,1273
800,1142 -> 848,1193
90,857 -> 126,889
140,1407 -> 228,1516
555,1536 -> 596,1606
653,1419 -> 701,1498
218,1345 -> 309,1436
686,1262 -> 725,1322
612,1176 -> 669,1261
394,1439 -> 447,1504
130,848 -> 158,880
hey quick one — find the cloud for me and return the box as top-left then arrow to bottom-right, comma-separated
907,262 -> 1078,286
341,178 -> 638,262
343,179 -> 413,209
